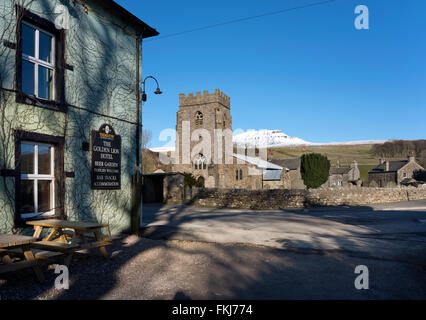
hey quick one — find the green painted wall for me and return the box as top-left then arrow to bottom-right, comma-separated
0,0 -> 143,234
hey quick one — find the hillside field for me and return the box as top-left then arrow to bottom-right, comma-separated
270,144 -> 399,182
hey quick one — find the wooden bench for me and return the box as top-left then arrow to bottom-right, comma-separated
0,234 -> 45,283
77,233 -> 121,243
31,241 -> 79,253
2,248 -> 64,261
33,249 -> 64,261
26,220 -> 119,263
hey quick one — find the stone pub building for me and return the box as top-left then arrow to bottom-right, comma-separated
0,0 -> 158,234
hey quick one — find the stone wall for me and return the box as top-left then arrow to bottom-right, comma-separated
179,186 -> 426,210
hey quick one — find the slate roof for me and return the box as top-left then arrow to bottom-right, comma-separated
370,161 -> 409,173
233,154 -> 284,181
263,169 -> 283,181
101,1 -> 159,38
270,158 -> 301,171
233,154 -> 283,170
330,167 -> 352,175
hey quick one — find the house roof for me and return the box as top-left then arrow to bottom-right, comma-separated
330,167 -> 352,175
270,158 -> 301,171
97,0 -> 159,38
233,154 -> 283,170
370,161 -> 409,173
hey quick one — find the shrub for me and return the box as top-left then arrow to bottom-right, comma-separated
413,170 -> 426,182
300,153 -> 331,189
183,173 -> 203,188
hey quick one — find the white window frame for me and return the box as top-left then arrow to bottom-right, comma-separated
193,154 -> 206,170
22,21 -> 56,100
20,141 -> 55,219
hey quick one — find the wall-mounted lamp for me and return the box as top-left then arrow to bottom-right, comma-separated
141,76 -> 162,102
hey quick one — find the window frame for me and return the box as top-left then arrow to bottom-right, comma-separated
20,141 -> 56,219
15,6 -> 67,112
193,154 -> 206,170
14,130 -> 65,227
21,21 -> 56,101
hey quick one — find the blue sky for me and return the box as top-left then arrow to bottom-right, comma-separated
115,0 -> 426,148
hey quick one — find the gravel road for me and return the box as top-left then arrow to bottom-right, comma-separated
1,235 -> 425,300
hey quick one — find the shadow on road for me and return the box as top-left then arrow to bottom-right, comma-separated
1,203 -> 426,300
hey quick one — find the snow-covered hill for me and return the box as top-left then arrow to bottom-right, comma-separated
149,130 -> 391,152
233,130 -> 311,148
233,130 -> 391,148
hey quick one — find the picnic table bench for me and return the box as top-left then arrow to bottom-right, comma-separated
0,234 -> 45,283
26,219 -> 120,265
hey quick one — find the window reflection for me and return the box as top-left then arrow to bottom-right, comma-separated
39,31 -> 52,63
38,180 -> 52,213
22,24 -> 35,57
21,143 -> 34,174
38,145 -> 51,174
20,180 -> 34,213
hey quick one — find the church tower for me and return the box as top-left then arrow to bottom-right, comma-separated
174,89 -> 233,187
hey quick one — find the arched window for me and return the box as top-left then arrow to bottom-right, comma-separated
195,111 -> 203,127
239,169 -> 243,180
223,114 -> 227,128
236,170 -> 239,181
193,154 -> 206,170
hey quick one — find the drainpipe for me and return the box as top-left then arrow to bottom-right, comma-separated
132,33 -> 143,234
136,35 -> 142,171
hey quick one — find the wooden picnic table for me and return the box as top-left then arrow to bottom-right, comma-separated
0,234 -> 45,283
26,219 -> 116,265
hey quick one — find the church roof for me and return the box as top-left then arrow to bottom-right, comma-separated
233,154 -> 284,181
233,154 -> 284,170
270,158 -> 301,170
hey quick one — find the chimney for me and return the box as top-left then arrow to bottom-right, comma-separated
385,161 -> 390,172
408,151 -> 415,163
379,158 -> 386,165
350,160 -> 358,169
336,160 -> 340,168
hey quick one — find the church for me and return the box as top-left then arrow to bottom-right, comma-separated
171,89 -> 299,190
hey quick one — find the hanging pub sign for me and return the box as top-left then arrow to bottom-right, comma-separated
91,124 -> 121,190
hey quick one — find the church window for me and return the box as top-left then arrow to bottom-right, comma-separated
193,154 -> 206,170
195,111 -> 203,127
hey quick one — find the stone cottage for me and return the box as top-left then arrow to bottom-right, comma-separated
368,153 -> 424,187
268,158 -> 306,189
0,0 -> 158,233
322,161 -> 361,188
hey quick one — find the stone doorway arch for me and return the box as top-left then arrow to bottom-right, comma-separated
197,176 -> 205,188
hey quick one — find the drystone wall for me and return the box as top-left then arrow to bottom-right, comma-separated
179,186 -> 426,210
